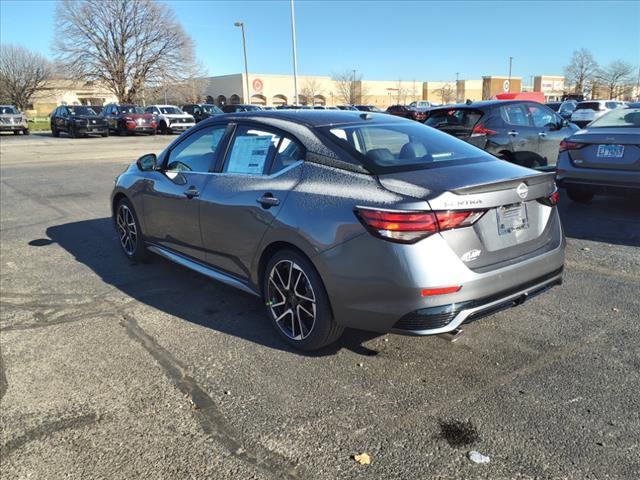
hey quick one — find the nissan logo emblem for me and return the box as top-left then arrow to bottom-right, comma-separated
516,183 -> 528,199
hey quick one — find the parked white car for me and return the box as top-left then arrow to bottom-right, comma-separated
144,105 -> 195,134
0,105 -> 29,135
570,100 -> 623,128
408,100 -> 433,110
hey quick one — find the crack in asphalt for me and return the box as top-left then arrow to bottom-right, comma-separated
1,413 -> 101,457
0,352 -> 8,403
120,314 -> 303,480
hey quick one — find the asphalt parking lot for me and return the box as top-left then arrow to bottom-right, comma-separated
1,132 -> 639,479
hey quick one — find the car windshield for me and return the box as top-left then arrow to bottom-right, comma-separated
321,121 -> 492,173
243,105 -> 261,111
0,106 -> 19,114
202,105 -> 222,113
587,108 -> 640,128
160,106 -> 183,114
69,106 -> 97,116
121,106 -> 144,114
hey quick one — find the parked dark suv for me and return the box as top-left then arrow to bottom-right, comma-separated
50,105 -> 109,138
424,100 -> 578,170
181,104 -> 224,123
102,103 -> 157,136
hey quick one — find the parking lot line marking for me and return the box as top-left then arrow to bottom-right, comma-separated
120,314 -> 304,480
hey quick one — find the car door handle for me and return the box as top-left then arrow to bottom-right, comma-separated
508,130 -> 519,136
184,186 -> 200,198
257,194 -> 279,208
538,132 -> 547,137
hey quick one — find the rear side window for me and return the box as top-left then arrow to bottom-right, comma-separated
500,105 -> 530,126
223,125 -> 302,176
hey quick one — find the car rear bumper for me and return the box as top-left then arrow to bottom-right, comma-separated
315,212 -> 565,334
391,267 -> 563,335
556,153 -> 640,194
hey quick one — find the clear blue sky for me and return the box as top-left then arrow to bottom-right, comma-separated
1,0 -> 638,84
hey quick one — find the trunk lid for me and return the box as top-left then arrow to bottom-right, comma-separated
567,128 -> 640,171
378,160 -> 559,271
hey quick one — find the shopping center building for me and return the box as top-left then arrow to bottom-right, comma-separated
200,73 -> 524,108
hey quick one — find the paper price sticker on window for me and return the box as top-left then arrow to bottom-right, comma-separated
226,135 -> 273,174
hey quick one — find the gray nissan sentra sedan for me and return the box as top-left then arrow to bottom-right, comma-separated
111,110 -> 565,350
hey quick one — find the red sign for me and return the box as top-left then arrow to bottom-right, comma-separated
252,78 -> 263,93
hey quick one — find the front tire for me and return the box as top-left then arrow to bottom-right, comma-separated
23,128 -> 30,135
567,188 -> 594,203
52,126 -> 60,137
263,250 -> 343,351
115,198 -> 148,262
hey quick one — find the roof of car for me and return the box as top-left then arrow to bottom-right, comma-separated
429,100 -> 538,110
210,109 -> 409,128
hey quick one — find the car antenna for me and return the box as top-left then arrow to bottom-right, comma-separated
360,113 -> 372,120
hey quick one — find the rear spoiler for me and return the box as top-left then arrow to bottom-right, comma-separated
451,172 -> 555,195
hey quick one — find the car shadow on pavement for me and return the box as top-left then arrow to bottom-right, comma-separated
557,194 -> 640,247
43,218 -> 382,357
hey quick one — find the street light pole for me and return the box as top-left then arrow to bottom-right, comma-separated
234,22 -> 250,104
290,0 -> 299,105
352,69 -> 356,104
456,72 -> 459,102
508,56 -> 513,92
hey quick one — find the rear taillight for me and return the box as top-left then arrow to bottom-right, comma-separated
471,123 -> 497,137
538,189 -> 559,207
355,208 -> 486,244
559,140 -> 585,152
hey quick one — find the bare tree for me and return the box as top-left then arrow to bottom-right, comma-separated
395,79 -> 409,104
54,0 -> 196,104
433,83 -> 456,104
0,44 -> 53,110
596,60 -> 635,99
332,70 -> 367,105
144,60 -> 208,105
564,48 -> 598,94
300,78 -> 324,105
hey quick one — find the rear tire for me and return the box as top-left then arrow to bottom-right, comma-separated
263,249 -> 343,351
567,188 -> 594,203
115,198 -> 148,262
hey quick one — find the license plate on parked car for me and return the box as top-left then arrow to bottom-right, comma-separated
597,144 -> 624,158
497,203 -> 529,236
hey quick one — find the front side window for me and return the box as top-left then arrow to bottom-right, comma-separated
322,121 -> 491,173
166,126 -> 227,173
500,104 -> 530,127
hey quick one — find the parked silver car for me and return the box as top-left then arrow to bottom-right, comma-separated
111,111 -> 565,350
557,107 -> 640,202
0,105 -> 29,135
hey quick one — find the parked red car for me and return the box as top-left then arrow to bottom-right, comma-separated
386,104 -> 427,121
102,103 -> 157,136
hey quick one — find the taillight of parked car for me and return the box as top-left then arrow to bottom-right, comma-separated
355,208 -> 486,244
559,140 -> 585,152
470,123 -> 497,137
537,189 -> 560,207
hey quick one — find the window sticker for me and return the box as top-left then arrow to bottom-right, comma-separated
226,135 -> 272,174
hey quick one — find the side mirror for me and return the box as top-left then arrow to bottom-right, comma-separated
136,153 -> 157,172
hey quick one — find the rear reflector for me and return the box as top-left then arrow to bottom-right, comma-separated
559,140 -> 585,152
355,208 -> 486,244
421,286 -> 462,296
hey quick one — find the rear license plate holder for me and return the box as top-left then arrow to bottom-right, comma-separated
597,144 -> 624,158
497,203 -> 529,236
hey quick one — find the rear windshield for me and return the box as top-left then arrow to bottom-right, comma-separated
202,105 -> 222,114
576,102 -> 601,111
588,108 -> 640,128
320,121 -> 492,173
424,108 -> 483,130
